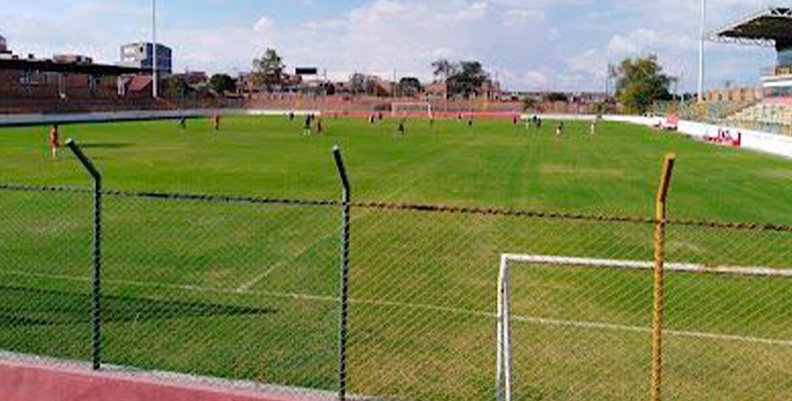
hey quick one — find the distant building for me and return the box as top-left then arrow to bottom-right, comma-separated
424,82 -> 447,98
53,54 -> 93,65
178,71 -> 208,86
119,42 -> 172,75
0,34 -> 7,53
706,87 -> 762,103
235,71 -> 303,94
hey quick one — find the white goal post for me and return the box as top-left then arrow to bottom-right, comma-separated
495,253 -> 791,401
391,102 -> 433,117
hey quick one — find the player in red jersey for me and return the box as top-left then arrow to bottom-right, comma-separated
48,124 -> 60,159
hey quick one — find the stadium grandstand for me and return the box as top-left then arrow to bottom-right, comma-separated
0,58 -> 164,114
710,6 -> 792,132
0,34 -> 176,114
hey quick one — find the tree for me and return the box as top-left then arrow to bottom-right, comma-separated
431,59 -> 459,82
615,55 -> 672,114
544,92 -> 568,102
166,75 -> 192,99
209,74 -> 236,94
252,48 -> 285,90
522,96 -> 538,111
349,73 -> 368,95
396,77 -> 422,97
322,82 -> 336,96
348,73 -> 386,96
446,61 -> 490,97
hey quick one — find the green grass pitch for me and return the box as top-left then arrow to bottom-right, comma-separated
0,116 -> 790,401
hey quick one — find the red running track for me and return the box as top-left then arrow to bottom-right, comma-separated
321,111 -> 521,119
0,359 -> 317,401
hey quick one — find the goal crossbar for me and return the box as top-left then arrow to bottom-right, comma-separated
495,254 -> 790,401
391,102 -> 433,117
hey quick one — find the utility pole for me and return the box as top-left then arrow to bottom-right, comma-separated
697,0 -> 706,103
152,0 -> 159,99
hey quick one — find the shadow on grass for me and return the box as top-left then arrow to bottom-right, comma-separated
0,285 -> 277,327
77,143 -> 134,149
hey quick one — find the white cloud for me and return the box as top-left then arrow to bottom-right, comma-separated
0,0 -> 780,91
253,16 -> 275,34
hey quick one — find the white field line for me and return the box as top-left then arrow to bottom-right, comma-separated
235,259 -> 292,293
235,229 -> 340,293
503,254 -> 792,277
2,268 -> 792,348
236,193 -> 392,293
509,315 -> 792,347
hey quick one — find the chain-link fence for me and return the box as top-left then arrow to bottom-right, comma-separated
0,146 -> 790,401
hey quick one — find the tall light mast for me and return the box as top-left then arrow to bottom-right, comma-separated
152,0 -> 159,98
697,0 -> 707,102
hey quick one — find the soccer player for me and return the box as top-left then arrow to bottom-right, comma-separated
179,116 -> 187,131
212,113 -> 221,131
555,121 -> 564,136
397,119 -> 406,136
590,119 -> 598,135
317,118 -> 324,136
48,124 -> 59,160
468,118 -> 474,127
303,114 -> 313,136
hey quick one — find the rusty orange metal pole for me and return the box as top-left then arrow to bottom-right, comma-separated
650,153 -> 676,401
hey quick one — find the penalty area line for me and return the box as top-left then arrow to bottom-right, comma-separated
1,269 -> 791,348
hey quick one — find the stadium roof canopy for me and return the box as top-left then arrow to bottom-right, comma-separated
0,59 -> 144,75
712,7 -> 792,48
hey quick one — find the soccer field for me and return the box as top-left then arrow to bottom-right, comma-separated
0,116 -> 790,401
1,116 -> 790,222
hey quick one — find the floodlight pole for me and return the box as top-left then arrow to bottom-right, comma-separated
333,145 -> 351,401
697,0 -> 706,103
66,139 -> 103,371
152,0 -> 159,99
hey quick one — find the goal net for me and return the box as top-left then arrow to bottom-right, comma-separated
496,253 -> 792,401
391,102 -> 433,117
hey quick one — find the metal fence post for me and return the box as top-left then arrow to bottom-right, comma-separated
650,153 -> 676,401
333,145 -> 351,401
66,139 -> 103,371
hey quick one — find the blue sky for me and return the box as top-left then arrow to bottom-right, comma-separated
0,0 -> 780,91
